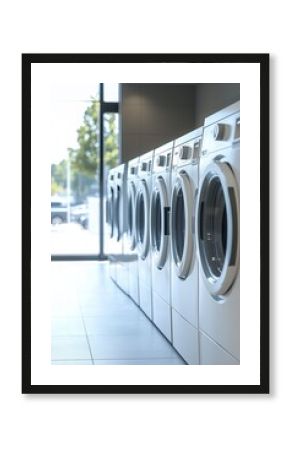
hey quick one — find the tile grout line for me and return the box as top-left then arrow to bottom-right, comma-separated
91,357 -> 183,361
77,289 -> 95,365
52,359 -> 93,362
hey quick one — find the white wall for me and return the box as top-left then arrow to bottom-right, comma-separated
1,2 -> 287,450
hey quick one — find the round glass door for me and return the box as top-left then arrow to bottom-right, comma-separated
127,181 -> 136,250
115,185 -> 121,241
108,187 -> 114,238
171,171 -> 194,279
197,160 -> 239,296
153,191 -> 162,251
135,180 -> 149,259
174,187 -> 185,261
150,176 -> 169,269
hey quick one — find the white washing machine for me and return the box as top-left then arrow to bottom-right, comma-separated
124,156 -> 140,305
171,128 -> 203,364
106,167 -> 117,282
197,101 -> 240,364
150,141 -> 174,341
135,150 -> 154,319
114,163 -> 128,294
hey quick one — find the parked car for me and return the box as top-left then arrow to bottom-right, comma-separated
51,201 -> 68,225
51,200 -> 89,229
71,204 -> 89,229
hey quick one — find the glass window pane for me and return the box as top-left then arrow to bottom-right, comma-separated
50,83 -> 101,255
200,175 -> 227,277
103,113 -> 120,254
104,83 -> 119,102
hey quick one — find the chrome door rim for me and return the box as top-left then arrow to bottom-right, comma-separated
197,159 -> 239,297
150,175 -> 169,270
114,185 -> 121,241
135,179 -> 150,260
127,181 -> 136,250
171,171 -> 194,279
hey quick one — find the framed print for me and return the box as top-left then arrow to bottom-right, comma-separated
22,53 -> 269,394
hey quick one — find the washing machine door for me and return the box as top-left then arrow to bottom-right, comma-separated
171,171 -> 195,279
127,181 -> 137,250
114,185 -> 122,241
150,175 -> 170,269
135,179 -> 150,260
197,159 -> 239,297
107,185 -> 115,238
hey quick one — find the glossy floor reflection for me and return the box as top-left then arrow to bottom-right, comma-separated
51,261 -> 185,365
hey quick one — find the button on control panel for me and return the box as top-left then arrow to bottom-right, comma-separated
179,145 -> 191,160
156,155 -> 166,167
213,123 -> 227,141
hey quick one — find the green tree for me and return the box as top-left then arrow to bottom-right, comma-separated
51,160 -> 67,195
69,97 -> 118,177
104,113 -> 119,169
69,97 -> 100,178
51,94 -> 119,201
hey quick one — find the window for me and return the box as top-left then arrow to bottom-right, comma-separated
50,83 -> 119,258
104,83 -> 119,102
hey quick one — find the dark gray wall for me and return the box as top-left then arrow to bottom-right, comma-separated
193,84 -> 240,129
120,83 -> 239,162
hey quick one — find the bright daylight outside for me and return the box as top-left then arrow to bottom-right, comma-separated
50,80 -> 119,255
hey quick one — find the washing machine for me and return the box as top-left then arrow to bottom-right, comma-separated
135,150 -> 154,319
114,163 -> 128,294
124,156 -> 140,304
150,141 -> 174,341
171,128 -> 203,364
197,101 -> 240,364
106,167 -> 117,282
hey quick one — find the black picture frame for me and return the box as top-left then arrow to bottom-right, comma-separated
22,53 -> 269,394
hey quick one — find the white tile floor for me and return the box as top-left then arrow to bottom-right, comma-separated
51,261 -> 185,365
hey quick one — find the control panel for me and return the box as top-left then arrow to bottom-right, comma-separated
172,137 -> 201,168
202,111 -> 240,155
128,157 -> 140,179
139,152 -> 154,176
153,148 -> 173,172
